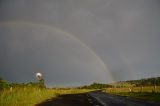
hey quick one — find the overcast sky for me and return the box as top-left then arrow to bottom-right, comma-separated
0,0 -> 160,87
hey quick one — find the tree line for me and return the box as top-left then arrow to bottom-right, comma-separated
0,77 -> 46,90
80,77 -> 160,89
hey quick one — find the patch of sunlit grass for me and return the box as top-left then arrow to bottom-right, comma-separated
0,87 -> 91,106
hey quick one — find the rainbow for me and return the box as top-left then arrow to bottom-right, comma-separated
0,21 -> 115,82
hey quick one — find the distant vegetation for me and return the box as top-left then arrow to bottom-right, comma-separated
115,77 -> 160,87
80,77 -> 160,89
80,82 -> 113,89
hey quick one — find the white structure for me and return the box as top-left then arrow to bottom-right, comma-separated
36,72 -> 42,80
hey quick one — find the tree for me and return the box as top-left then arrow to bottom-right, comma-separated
0,77 -> 9,90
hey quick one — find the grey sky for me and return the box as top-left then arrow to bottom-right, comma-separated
0,0 -> 160,87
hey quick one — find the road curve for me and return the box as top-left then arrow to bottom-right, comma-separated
89,91 -> 160,106
36,92 -> 103,106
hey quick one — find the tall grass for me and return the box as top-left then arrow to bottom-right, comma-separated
0,87 -> 91,106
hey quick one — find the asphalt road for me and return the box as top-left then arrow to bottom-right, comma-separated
89,91 -> 160,106
35,91 -> 160,106
35,92 -> 103,106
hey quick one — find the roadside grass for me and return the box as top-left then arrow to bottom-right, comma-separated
104,86 -> 160,93
111,92 -> 160,102
103,86 -> 160,102
0,87 -> 92,106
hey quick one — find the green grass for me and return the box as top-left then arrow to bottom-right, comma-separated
111,92 -> 160,102
0,87 -> 92,106
103,86 -> 160,102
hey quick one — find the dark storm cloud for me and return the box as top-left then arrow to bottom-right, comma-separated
0,0 -> 160,86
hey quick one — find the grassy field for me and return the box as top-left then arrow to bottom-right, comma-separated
104,86 -> 160,93
0,87 -> 92,106
103,86 -> 160,102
